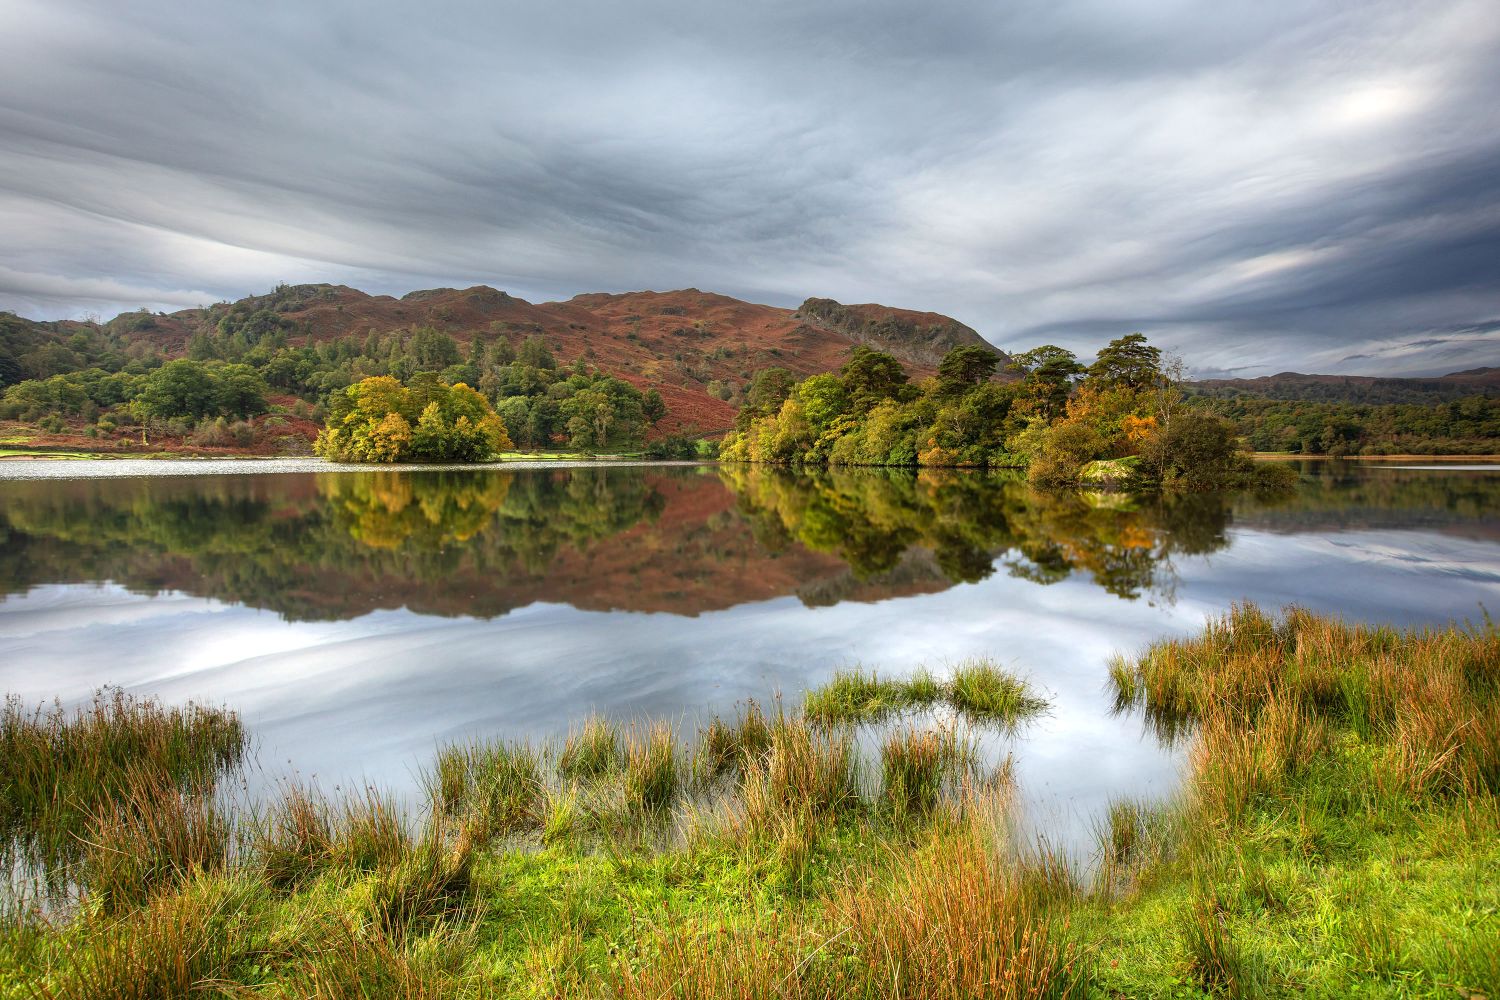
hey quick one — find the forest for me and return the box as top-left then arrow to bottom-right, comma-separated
0,310 -> 668,455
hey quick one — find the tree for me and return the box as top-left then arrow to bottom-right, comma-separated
137,360 -> 220,420
642,389 -> 667,425
214,364 -> 268,419
315,376 -> 510,463
1086,333 -> 1162,393
840,346 -> 908,413
1009,346 -> 1084,421
937,345 -> 1001,394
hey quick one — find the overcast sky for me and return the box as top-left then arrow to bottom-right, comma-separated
2,1 -> 1497,376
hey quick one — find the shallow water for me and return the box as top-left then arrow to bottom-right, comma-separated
2,459 -> 1496,856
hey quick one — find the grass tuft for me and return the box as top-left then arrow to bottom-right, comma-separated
623,723 -> 678,814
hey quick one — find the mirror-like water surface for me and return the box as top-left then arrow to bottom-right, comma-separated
3,459 -> 1497,853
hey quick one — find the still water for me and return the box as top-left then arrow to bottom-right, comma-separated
2,459 -> 1497,853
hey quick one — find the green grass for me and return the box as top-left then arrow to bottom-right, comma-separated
804,660 -> 1045,727
3,608 -> 1497,998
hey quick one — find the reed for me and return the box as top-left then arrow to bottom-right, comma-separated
879,726 -> 970,819
623,722 -> 679,813
367,829 -> 474,940
285,917 -> 479,1000
254,783 -> 335,892
802,668 -> 916,725
330,786 -> 410,871
77,771 -> 230,915
741,719 -> 856,833
431,740 -> 543,840
39,876 -> 250,1000
694,701 -> 774,784
948,658 -> 1047,724
0,690 -> 244,875
558,716 -> 621,780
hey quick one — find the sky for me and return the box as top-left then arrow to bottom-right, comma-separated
1,1 -> 1498,377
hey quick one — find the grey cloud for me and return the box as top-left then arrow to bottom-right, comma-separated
1,0 -> 1498,375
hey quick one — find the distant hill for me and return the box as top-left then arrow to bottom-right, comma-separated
1186,367 -> 1500,405
1,285 -> 1008,433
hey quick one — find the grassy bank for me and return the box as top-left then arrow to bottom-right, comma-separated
1,611 -> 1495,998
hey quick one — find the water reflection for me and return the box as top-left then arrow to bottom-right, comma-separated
0,464 -> 1297,620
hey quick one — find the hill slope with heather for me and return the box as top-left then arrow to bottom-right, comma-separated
1,285 -> 1003,438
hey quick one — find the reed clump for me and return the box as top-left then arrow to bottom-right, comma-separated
558,716 -> 621,780
694,700 -> 773,783
432,739 -> 543,840
255,784 -> 335,892
77,772 -> 231,914
367,828 -> 474,939
623,723 -> 679,814
741,719 -> 856,833
285,916 -> 479,1000
803,661 -> 1046,727
39,876 -> 252,1000
879,726 -> 972,818
948,659 -> 1049,724
0,690 -> 245,875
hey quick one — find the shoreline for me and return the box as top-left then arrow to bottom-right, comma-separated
1252,452 -> 1500,461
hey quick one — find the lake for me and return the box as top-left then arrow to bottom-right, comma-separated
2,458 -> 1497,855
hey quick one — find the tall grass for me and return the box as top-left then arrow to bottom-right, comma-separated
694,700 -> 773,783
623,723 -> 679,813
39,876 -> 251,1000
879,726 -> 971,819
616,833 -> 1086,999
77,771 -> 231,914
431,739 -> 543,840
0,690 -> 244,876
948,659 -> 1048,724
285,917 -> 479,1000
803,661 -> 1046,728
558,716 -> 621,780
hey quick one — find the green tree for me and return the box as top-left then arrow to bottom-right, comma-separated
936,345 -> 1001,395
1086,333 -> 1162,393
137,360 -> 220,420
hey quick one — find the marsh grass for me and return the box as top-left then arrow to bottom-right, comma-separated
623,723 -> 679,814
1092,603 -> 1500,997
431,740 -> 543,840
11,610 -> 1499,999
331,786 -> 410,870
616,832 -> 1087,999
77,771 -> 231,914
368,826 -> 474,940
948,659 -> 1049,724
558,716 -> 620,781
39,875 -> 252,1000
0,690 -> 245,878
254,784 -> 334,892
286,916 -> 480,1000
879,726 -> 973,819
693,700 -> 773,784
804,661 -> 1046,728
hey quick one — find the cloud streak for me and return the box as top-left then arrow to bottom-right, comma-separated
1,0 -> 1497,374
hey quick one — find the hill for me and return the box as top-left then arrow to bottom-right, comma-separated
1,285 -> 1007,437
1186,367 -> 1500,405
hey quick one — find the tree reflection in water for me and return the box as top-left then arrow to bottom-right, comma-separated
2,462 -> 1489,621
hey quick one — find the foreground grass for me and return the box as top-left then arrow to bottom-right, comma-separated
2,608 -> 1496,998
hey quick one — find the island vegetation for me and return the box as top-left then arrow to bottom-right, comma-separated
2,606 -> 1494,997
719,335 -> 1301,493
